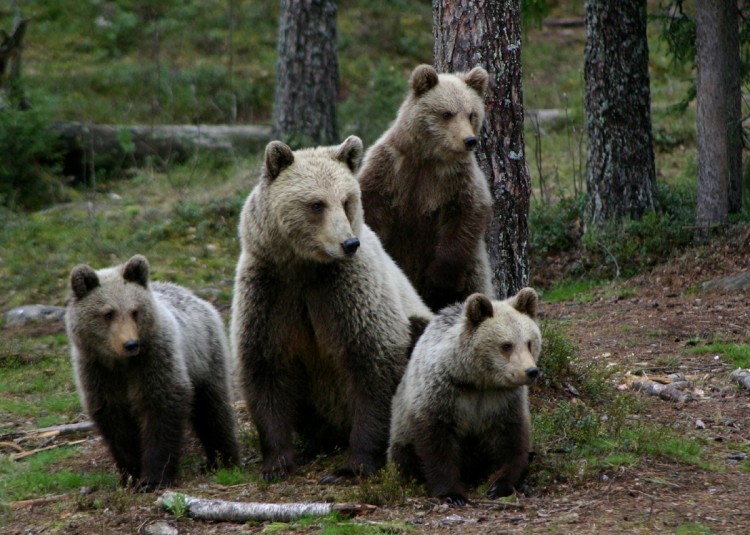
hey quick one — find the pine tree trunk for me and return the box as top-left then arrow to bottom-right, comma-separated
695,0 -> 742,225
584,0 -> 656,228
272,0 -> 339,147
433,0 -> 530,298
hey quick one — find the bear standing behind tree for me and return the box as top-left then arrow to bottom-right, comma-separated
358,64 -> 494,312
65,255 -> 240,491
231,136 -> 433,483
388,288 -> 541,505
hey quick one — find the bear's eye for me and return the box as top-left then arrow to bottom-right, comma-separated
442,111 -> 453,120
132,310 -> 139,322
527,341 -> 532,352
501,342 -> 513,353
469,111 -> 476,121
310,201 -> 325,214
103,310 -> 114,322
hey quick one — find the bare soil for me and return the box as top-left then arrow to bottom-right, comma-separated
2,227 -> 750,534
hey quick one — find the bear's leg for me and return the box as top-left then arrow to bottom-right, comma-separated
93,405 -> 142,484
485,416 -> 531,499
136,380 -> 190,491
245,363 -> 302,482
412,418 -> 467,506
191,383 -> 240,469
389,441 -> 424,483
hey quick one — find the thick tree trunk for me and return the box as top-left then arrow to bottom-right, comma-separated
52,122 -> 271,182
584,0 -> 656,228
272,0 -> 339,146
695,0 -> 742,226
433,0 -> 530,298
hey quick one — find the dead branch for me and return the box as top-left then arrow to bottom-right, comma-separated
625,373 -> 693,402
11,439 -> 86,461
157,491 -> 376,523
8,493 -> 69,510
731,369 -> 750,391
2,420 -> 95,442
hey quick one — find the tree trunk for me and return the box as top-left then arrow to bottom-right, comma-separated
272,0 -> 339,147
433,0 -> 530,298
584,0 -> 656,228
695,0 -> 742,226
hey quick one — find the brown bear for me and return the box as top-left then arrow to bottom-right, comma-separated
66,255 -> 240,491
230,136 -> 433,483
358,64 -> 493,312
388,288 -> 541,505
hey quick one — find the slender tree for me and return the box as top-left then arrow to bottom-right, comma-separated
695,0 -> 742,226
584,0 -> 656,228
433,0 -> 530,298
272,0 -> 339,146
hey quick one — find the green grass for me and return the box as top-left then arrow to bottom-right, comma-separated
0,448 -> 117,503
214,466 -> 246,486
688,343 -> 750,369
541,280 -> 602,304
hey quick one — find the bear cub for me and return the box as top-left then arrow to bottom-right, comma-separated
388,288 -> 541,505
66,255 -> 240,491
231,136 -> 432,483
358,64 -> 494,312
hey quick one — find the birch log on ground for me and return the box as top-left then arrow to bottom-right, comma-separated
731,369 -> 750,391
51,122 -> 272,182
157,492 -> 375,523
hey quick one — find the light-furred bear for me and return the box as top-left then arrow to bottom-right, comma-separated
358,64 -> 493,312
230,136 -> 433,483
388,288 -> 541,505
66,255 -> 240,491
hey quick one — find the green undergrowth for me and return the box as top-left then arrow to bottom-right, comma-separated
529,325 -> 716,491
687,342 -> 750,369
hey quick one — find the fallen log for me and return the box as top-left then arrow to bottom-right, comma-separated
52,122 -> 272,182
625,373 -> 693,403
731,369 -> 750,391
157,491 -> 375,523
2,420 -> 95,442
9,493 -> 69,510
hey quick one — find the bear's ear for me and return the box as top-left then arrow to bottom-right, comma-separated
410,64 -> 439,97
510,287 -> 538,319
464,67 -> 489,95
70,265 -> 100,300
123,255 -> 149,287
264,141 -> 295,181
465,293 -> 494,324
334,135 -> 364,173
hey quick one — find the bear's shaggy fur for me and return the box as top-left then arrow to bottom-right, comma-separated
231,136 -> 433,482
66,255 -> 240,491
358,64 -> 494,312
388,288 -> 541,505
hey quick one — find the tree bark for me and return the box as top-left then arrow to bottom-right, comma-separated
584,0 -> 656,228
433,0 -> 530,298
272,0 -> 339,147
695,0 -> 742,226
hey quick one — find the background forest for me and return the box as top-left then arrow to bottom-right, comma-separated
1,1 -> 749,534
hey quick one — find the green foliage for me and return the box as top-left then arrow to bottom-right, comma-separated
162,492 -> 189,520
529,196 -> 585,257
521,0 -> 552,30
0,107 -> 65,211
214,466 -> 246,486
356,463 -> 417,507
688,343 -> 750,369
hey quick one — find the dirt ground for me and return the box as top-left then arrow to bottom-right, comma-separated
3,227 -> 749,534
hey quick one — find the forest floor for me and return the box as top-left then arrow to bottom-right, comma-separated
2,226 -> 749,535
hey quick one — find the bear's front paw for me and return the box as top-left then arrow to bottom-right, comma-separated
486,478 -> 515,499
261,455 -> 296,482
440,493 -> 468,507
319,467 -> 359,485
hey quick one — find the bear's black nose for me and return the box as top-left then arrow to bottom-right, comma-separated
525,367 -> 539,381
123,339 -> 140,354
464,137 -> 478,150
341,237 -> 360,257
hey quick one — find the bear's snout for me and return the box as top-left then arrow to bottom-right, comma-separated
525,367 -> 539,382
464,136 -> 477,151
123,339 -> 140,356
341,237 -> 360,257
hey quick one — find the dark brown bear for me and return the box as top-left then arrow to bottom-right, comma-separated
358,64 -> 493,312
